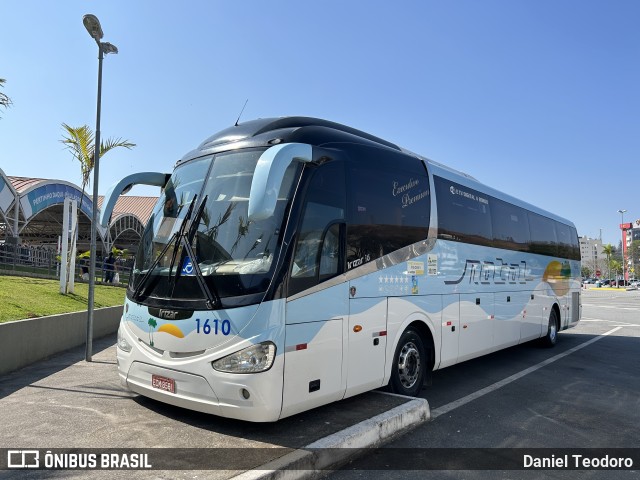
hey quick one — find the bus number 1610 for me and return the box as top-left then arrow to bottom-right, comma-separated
195,318 -> 231,336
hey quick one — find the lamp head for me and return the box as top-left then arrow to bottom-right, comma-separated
102,42 -> 119,55
83,14 -> 104,41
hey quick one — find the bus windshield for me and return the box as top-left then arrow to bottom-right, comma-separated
131,148 -> 299,308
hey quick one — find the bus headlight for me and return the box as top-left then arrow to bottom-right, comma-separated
117,324 -> 132,352
212,342 -> 276,374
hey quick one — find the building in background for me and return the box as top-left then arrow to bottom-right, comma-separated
579,236 -> 604,277
623,221 -> 640,280
0,168 -> 157,257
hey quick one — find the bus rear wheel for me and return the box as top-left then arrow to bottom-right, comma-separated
541,309 -> 559,347
389,327 -> 426,397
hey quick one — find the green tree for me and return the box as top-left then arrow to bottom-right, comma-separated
602,244 -> 614,280
60,124 -> 135,293
0,78 -> 12,118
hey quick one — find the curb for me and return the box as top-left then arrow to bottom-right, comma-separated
231,393 -> 430,480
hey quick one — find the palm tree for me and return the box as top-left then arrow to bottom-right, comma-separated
148,318 -> 157,346
60,123 -> 135,293
610,260 -> 621,283
602,243 -> 614,281
0,78 -> 12,118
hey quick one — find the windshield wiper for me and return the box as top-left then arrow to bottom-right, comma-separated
132,230 -> 179,301
170,195 -> 219,309
133,196 -> 198,302
168,195 -> 198,278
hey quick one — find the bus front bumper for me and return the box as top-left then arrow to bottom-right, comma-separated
116,346 -> 284,423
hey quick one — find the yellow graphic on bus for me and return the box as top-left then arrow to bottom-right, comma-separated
542,260 -> 572,296
157,323 -> 185,338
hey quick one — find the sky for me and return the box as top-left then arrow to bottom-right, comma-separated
1,0 -> 639,246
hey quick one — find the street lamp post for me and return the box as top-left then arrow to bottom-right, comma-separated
83,14 -> 118,361
618,209 -> 627,286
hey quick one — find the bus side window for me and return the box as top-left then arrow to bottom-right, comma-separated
528,212 -> 558,257
491,198 -> 530,252
556,222 -> 580,260
289,163 -> 346,296
434,176 -> 493,246
319,223 -> 341,279
347,156 -> 430,267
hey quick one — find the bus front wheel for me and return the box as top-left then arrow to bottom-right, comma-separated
541,309 -> 559,347
389,327 -> 426,397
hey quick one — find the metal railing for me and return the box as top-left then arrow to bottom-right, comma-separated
0,243 -> 131,286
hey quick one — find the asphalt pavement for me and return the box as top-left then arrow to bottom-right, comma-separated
328,288 -> 640,479
0,334 -> 428,479
1,288 -> 638,479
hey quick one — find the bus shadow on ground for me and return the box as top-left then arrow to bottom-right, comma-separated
132,387 -> 408,448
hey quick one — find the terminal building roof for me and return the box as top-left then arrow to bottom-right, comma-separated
1,172 -> 158,252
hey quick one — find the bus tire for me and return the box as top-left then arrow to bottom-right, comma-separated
389,327 -> 426,396
541,309 -> 559,348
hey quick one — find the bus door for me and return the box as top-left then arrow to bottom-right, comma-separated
282,285 -> 347,419
521,292 -> 544,341
494,291 -> 528,349
346,295 -> 388,398
438,295 -> 459,369
457,293 -> 494,362
281,161 -> 348,417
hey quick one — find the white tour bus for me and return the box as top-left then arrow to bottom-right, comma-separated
101,117 -> 581,422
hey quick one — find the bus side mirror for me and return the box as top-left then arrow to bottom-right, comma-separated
248,143 -> 312,222
99,171 -> 170,228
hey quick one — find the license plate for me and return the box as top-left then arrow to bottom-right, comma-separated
151,374 -> 175,394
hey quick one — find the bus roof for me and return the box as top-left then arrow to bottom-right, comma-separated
178,116 -> 575,228
177,116 -> 401,164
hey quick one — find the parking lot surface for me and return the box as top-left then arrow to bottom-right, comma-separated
0,335 -> 427,479
329,288 -> 640,479
1,288 -> 638,479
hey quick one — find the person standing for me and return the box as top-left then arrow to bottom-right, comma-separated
104,252 -> 116,283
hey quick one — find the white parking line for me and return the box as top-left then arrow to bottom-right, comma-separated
580,318 -> 636,325
582,304 -> 638,310
430,327 -> 623,419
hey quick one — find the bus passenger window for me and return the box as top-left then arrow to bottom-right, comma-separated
347,159 -> 430,267
528,212 -> 558,257
434,176 -> 493,247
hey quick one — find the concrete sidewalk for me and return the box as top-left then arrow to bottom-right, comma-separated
0,335 -> 430,479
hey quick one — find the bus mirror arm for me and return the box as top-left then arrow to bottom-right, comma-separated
248,143 -> 313,222
99,172 -> 170,228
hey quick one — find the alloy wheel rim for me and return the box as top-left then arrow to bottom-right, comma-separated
398,341 -> 421,388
